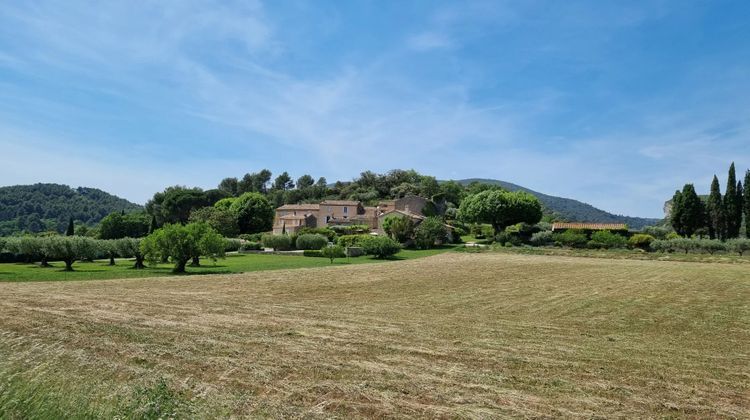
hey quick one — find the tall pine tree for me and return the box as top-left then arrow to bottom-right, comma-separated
724,163 -> 742,238
678,184 -> 704,237
707,175 -> 725,240
745,170 -> 750,238
66,217 -> 75,236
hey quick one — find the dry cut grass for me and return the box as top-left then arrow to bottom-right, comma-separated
0,252 -> 748,418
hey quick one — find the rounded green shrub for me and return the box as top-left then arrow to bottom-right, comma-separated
554,229 -> 588,248
360,235 -> 402,259
588,230 -> 627,249
295,234 -> 328,250
261,234 -> 292,251
628,234 -> 655,250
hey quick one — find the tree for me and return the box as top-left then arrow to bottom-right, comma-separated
745,170 -> 750,238
149,214 -> 158,234
382,215 -> 416,243
458,190 -> 542,235
217,177 -> 239,196
360,235 -> 401,258
229,193 -> 274,234
66,217 -> 75,236
115,237 -> 146,269
675,184 -> 704,238
296,174 -> 315,190
439,180 -> 465,207
5,236 -> 53,267
669,189 -> 684,235
321,245 -> 346,263
413,217 -> 447,249
99,212 -> 150,239
147,186 -> 208,225
141,223 -> 225,273
273,172 -> 294,191
706,175 -> 726,240
724,163 -> 742,238
101,239 -> 119,265
45,236 -> 99,271
188,207 -> 239,238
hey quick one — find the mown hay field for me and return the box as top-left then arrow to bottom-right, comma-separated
0,252 -> 748,418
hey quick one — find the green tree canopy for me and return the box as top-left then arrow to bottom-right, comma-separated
458,190 -> 542,234
724,163 -> 742,238
141,222 -> 225,273
413,217 -> 447,249
229,192 -> 274,234
188,207 -> 239,238
45,236 -> 100,271
296,174 -> 315,189
273,172 -> 294,191
675,184 -> 704,238
98,212 -> 150,239
707,175 -> 726,240
745,170 -> 750,238
382,215 -> 416,243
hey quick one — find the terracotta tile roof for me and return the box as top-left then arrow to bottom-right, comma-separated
277,204 -> 320,210
552,223 -> 628,231
321,200 -> 361,206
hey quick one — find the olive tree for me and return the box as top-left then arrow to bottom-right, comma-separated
5,236 -> 53,267
727,238 -> 750,256
44,236 -> 100,271
115,237 -> 147,269
458,190 -> 542,235
141,223 -> 225,273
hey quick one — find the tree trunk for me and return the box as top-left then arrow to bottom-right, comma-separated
40,257 -> 50,268
173,259 -> 188,273
190,256 -> 200,267
109,255 -> 116,266
64,259 -> 74,271
134,256 -> 145,269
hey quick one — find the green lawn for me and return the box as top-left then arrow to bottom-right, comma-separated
0,246 -> 456,282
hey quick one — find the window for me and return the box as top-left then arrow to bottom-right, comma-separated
344,206 -> 348,214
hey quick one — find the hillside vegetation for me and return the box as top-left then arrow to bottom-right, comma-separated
0,183 -> 142,235
457,178 -> 662,229
0,253 -> 746,417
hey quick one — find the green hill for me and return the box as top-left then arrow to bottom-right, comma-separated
456,178 -> 662,230
0,183 -> 142,236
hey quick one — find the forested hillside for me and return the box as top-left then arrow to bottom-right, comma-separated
0,184 -> 142,235
456,179 -> 662,229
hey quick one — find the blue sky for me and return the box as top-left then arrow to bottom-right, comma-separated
0,1 -> 748,217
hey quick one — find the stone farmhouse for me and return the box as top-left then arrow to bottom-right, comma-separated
272,195 -> 431,235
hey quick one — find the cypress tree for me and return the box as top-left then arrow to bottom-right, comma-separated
707,175 -> 725,240
738,180 -> 744,237
724,163 -> 741,238
669,189 -> 684,236
745,170 -> 750,238
66,217 -> 75,236
678,184 -> 704,238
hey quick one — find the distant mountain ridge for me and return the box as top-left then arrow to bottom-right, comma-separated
0,183 -> 142,235
455,178 -> 662,230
